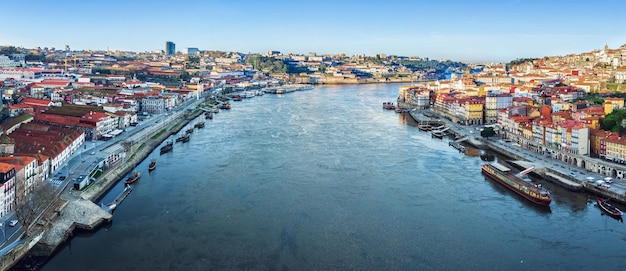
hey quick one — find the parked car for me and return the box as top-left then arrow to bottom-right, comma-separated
9,220 -> 18,227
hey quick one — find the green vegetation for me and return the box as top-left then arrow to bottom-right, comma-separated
600,109 -> 626,133
398,59 -> 467,73
480,127 -> 496,137
507,58 -> 537,66
0,46 -> 20,55
246,55 -> 287,74
151,129 -> 167,139
606,83 -> 618,91
572,94 -> 604,105
127,143 -> 146,161
364,55 -> 384,65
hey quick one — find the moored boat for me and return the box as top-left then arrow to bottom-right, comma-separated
418,124 -> 432,131
232,95 -> 243,101
432,131 -> 444,139
596,198 -> 623,217
124,171 -> 141,185
195,121 -> 205,128
177,133 -> 190,143
219,102 -> 231,110
160,141 -> 173,154
481,163 -> 552,206
382,102 -> 395,110
148,159 -> 156,171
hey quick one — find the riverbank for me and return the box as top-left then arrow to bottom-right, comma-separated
407,109 -> 626,204
0,98 -> 210,270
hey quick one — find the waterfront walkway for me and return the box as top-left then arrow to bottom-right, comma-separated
408,109 -> 626,203
39,199 -> 111,250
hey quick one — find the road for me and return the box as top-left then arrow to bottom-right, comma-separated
425,110 -> 626,195
0,91 -> 214,251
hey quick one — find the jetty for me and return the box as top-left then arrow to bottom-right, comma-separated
101,184 -> 133,213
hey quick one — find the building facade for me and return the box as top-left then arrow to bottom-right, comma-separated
165,41 -> 176,55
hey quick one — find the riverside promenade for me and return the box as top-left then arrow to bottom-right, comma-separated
407,109 -> 626,204
32,106 -> 204,256
0,96 -> 209,270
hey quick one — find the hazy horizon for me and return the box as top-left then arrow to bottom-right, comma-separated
3,0 -> 625,63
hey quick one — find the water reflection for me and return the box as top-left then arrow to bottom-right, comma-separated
481,173 -> 552,214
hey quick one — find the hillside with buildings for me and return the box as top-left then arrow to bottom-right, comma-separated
399,43 -> 626,177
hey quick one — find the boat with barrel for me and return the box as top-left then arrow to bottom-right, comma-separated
160,141 -> 173,154
124,171 -> 141,185
481,162 -> 552,206
596,198 -> 623,217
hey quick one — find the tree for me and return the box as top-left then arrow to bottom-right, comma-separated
481,127 -> 496,137
600,109 -> 626,131
15,183 -> 57,236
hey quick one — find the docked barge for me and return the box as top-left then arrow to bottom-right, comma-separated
481,162 -> 552,206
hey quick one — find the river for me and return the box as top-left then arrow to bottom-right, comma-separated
13,83 -> 626,270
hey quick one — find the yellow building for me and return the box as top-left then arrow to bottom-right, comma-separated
604,97 -> 625,114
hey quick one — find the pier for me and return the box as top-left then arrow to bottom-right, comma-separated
408,108 -> 626,203
101,185 -> 133,213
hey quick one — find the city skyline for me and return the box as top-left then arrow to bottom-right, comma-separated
2,0 -> 625,62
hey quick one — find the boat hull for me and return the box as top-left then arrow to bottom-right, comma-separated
482,164 -> 552,206
596,198 -> 623,217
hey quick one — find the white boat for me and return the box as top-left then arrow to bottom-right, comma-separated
244,91 -> 256,98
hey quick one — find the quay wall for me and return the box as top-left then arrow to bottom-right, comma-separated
0,107 -> 204,269
409,109 -> 626,204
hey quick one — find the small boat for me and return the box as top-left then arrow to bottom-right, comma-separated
124,171 -> 141,185
243,91 -> 255,98
186,128 -> 194,134
148,159 -> 156,171
383,102 -> 395,110
432,131 -> 444,139
418,124 -> 432,131
177,133 -> 190,142
160,141 -> 173,154
194,121 -> 205,128
596,198 -> 624,217
219,102 -> 231,110
232,95 -> 243,101
205,112 -> 213,119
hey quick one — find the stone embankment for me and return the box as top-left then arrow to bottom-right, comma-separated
407,109 -> 626,204
31,113 -> 197,257
8,103 -> 207,267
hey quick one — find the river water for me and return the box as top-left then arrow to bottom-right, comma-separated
14,83 -> 626,270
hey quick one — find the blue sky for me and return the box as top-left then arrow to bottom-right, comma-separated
2,0 -> 625,62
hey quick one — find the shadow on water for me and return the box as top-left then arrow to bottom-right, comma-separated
481,172 -> 552,215
596,207 -> 624,223
9,221 -> 114,271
